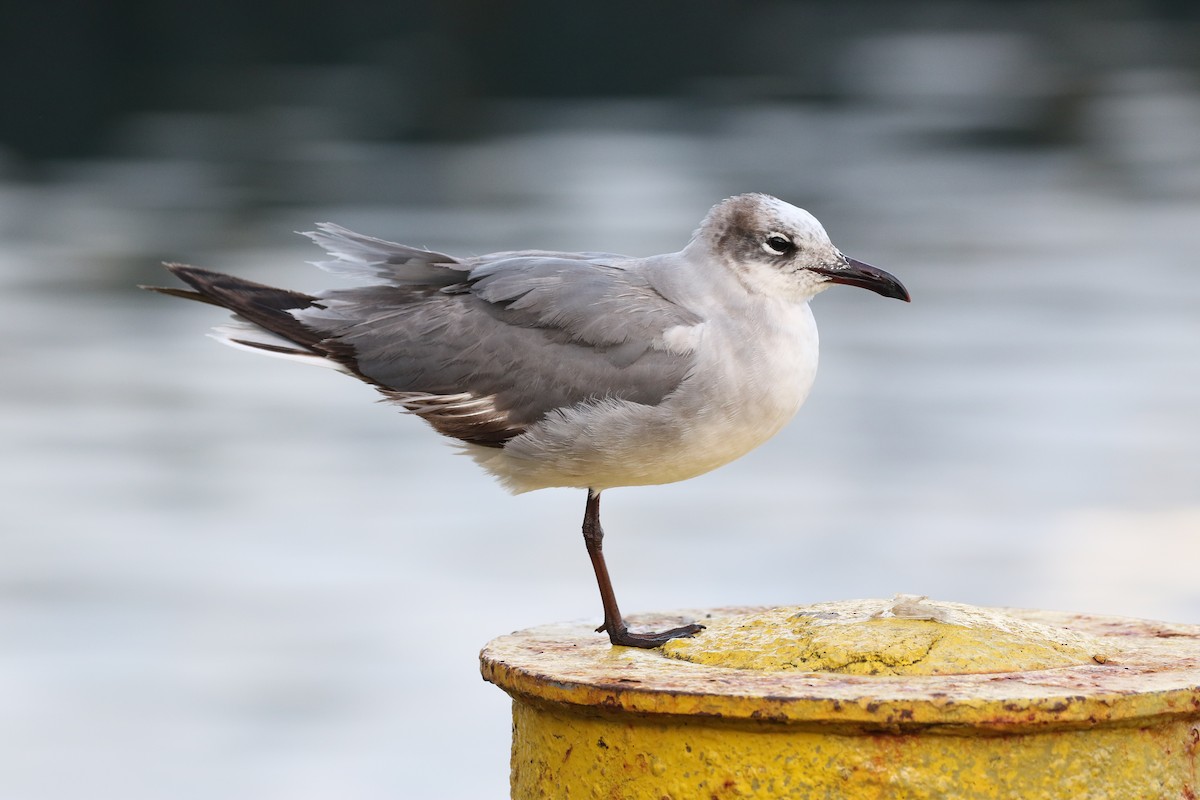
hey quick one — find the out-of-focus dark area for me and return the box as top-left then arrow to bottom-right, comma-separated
2,2 -> 1198,799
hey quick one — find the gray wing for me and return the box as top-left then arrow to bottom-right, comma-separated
303,223 -> 471,285
296,250 -> 702,447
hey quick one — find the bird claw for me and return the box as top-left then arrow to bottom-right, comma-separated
598,620 -> 705,648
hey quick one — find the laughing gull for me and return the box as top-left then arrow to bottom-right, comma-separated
144,193 -> 909,648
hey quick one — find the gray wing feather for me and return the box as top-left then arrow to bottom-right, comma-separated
467,256 -> 701,348
302,223 -> 469,285
296,253 -> 700,444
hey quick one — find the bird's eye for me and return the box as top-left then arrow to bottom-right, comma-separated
762,234 -> 794,256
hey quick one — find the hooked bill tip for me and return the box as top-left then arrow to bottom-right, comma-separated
815,258 -> 910,302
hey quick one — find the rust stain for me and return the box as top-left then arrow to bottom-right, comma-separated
483,603 -> 1200,731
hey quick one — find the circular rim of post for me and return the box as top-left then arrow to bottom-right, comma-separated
480,604 -> 1200,731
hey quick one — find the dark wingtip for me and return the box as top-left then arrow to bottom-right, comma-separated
160,262 -> 224,286
138,264 -> 232,306
141,262 -> 327,355
138,284 -> 215,303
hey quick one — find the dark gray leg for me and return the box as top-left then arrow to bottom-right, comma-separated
582,490 -> 703,648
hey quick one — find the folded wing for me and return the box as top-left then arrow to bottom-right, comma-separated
149,227 -> 702,448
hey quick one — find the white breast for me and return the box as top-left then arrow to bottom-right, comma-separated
475,298 -> 820,494
657,299 -> 820,479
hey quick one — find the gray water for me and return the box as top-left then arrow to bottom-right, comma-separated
3,34 -> 1200,800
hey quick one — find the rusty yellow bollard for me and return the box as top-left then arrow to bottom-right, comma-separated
480,597 -> 1200,799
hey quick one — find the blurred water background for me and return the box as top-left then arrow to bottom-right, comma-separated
2,2 -> 1199,798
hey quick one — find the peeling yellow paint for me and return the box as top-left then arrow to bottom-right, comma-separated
481,600 -> 1200,799
510,702 -> 1198,800
660,599 -> 1106,675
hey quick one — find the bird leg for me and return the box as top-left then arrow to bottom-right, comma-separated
582,490 -> 704,648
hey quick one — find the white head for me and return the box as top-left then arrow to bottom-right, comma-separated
690,193 -> 909,303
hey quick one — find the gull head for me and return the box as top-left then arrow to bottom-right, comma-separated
692,193 -> 909,303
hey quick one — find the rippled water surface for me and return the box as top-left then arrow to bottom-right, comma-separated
3,27 -> 1199,800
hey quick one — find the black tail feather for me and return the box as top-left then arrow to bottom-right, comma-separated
139,284 -> 229,307
143,264 -> 326,353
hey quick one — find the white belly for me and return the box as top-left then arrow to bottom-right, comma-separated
472,301 -> 820,493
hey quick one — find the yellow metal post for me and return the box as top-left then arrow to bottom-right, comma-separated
480,598 -> 1200,799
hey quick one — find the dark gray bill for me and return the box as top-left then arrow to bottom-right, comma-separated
811,257 -> 910,302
